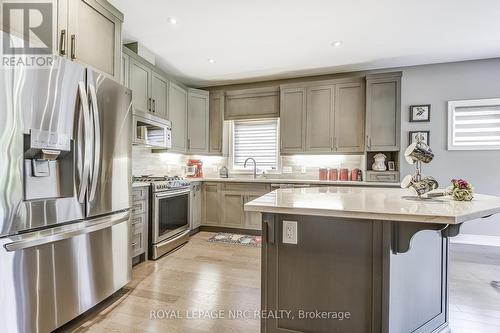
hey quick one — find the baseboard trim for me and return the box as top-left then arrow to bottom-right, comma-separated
199,225 -> 262,236
450,234 -> 500,247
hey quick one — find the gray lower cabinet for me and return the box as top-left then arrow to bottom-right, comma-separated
365,73 -> 402,151
280,87 -> 306,153
187,88 -> 210,153
220,191 -> 245,228
209,91 -> 224,155
202,182 -> 270,230
305,85 -> 335,152
151,71 -> 168,118
203,183 -> 220,226
334,81 -> 365,152
169,82 -> 188,152
128,57 -> 151,114
66,0 -> 122,80
190,182 -> 202,230
131,186 -> 148,259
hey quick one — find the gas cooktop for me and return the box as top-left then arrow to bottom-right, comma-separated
133,175 -> 190,192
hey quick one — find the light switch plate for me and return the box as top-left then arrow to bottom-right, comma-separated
301,166 -> 307,174
283,220 -> 298,244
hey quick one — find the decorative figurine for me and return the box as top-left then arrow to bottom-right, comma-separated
372,153 -> 387,171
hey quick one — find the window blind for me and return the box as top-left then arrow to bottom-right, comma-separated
448,99 -> 500,150
233,119 -> 278,169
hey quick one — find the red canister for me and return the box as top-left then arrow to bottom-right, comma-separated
340,168 -> 349,181
351,169 -> 358,181
328,168 -> 338,181
319,168 -> 328,180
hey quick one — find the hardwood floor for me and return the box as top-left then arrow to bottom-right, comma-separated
59,232 -> 500,333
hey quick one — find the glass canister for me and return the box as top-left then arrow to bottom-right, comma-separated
340,168 -> 349,181
328,168 -> 338,181
319,168 -> 328,180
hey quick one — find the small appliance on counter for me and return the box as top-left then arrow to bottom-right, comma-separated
220,166 -> 229,178
186,159 -> 203,178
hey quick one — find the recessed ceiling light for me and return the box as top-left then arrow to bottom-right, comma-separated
208,58 -> 215,64
167,17 -> 177,25
332,41 -> 343,47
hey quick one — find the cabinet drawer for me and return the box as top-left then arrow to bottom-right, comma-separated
132,200 -> 146,215
221,182 -> 270,192
366,171 -> 399,183
131,214 -> 145,231
132,187 -> 148,200
131,231 -> 145,257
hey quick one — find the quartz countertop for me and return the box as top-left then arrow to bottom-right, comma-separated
188,177 -> 400,187
244,187 -> 500,224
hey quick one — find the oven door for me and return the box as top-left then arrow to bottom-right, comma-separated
153,188 -> 190,244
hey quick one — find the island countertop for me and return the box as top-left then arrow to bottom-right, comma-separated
244,186 -> 500,224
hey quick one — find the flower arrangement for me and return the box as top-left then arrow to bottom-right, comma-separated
450,179 -> 473,201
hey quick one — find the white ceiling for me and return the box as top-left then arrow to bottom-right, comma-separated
110,0 -> 500,87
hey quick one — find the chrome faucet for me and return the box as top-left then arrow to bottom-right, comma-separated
244,157 -> 257,179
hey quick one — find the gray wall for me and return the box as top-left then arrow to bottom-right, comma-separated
400,58 -> 500,236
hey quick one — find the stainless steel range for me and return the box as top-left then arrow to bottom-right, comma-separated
134,176 -> 191,259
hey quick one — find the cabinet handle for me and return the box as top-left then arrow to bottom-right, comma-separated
187,138 -> 190,150
152,99 -> 156,112
59,29 -> 66,56
366,135 -> 371,149
148,98 -> 152,111
280,139 -> 283,150
131,242 -> 137,246
70,34 -> 76,60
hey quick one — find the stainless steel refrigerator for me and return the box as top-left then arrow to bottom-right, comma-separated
0,56 -> 133,333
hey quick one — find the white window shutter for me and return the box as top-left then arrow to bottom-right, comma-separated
233,119 -> 278,169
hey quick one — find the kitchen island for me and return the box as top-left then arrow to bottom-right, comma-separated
244,187 -> 500,333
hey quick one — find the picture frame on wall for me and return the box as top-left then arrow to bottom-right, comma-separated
409,131 -> 430,145
410,104 -> 431,122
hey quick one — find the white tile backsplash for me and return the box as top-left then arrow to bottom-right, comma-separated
133,147 -> 363,180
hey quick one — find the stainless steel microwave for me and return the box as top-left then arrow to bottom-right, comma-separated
132,111 -> 172,149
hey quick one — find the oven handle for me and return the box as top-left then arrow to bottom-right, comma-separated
155,188 -> 191,199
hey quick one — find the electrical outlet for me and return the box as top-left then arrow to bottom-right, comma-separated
283,220 -> 298,244
301,166 -> 307,174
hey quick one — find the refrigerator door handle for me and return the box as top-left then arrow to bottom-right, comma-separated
77,81 -> 92,203
88,84 -> 101,201
4,212 -> 130,252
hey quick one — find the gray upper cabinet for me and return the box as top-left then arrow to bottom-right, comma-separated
151,71 -> 168,118
66,0 -> 122,80
334,81 -> 365,152
128,57 -> 151,114
280,87 -> 306,154
365,73 -> 402,151
225,87 -> 280,120
187,88 -> 210,153
209,91 -> 224,155
169,82 -> 188,152
306,85 -> 335,152
120,51 -> 129,87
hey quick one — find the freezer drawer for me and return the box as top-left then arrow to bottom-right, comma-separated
0,211 -> 131,333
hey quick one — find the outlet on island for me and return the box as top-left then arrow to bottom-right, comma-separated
283,220 -> 298,244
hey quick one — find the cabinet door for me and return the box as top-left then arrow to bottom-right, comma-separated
187,89 -> 210,153
280,87 -> 306,154
220,192 -> 244,228
169,82 -> 188,152
190,183 -> 202,230
366,74 -> 401,151
203,183 -> 220,225
334,82 -> 365,152
120,52 -> 129,87
128,58 -> 151,114
244,195 -> 263,230
306,85 -> 334,152
209,91 -> 224,154
151,72 -> 168,118
68,0 -> 122,80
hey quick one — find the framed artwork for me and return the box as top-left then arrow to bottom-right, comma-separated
388,161 -> 395,171
409,131 -> 430,145
410,104 -> 431,122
